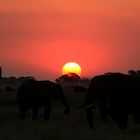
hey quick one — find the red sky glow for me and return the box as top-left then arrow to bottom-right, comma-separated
0,0 -> 140,80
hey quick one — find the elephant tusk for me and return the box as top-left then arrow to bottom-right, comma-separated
85,104 -> 93,109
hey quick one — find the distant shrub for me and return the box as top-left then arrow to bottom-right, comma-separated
24,76 -> 36,80
8,76 -> 17,81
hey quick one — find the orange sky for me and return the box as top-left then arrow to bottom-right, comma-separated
0,0 -> 140,80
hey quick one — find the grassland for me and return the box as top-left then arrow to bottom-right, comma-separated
0,80 -> 140,140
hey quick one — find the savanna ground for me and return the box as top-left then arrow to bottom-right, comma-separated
0,80 -> 140,140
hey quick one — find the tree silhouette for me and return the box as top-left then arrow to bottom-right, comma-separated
128,70 -> 140,77
128,70 -> 137,76
56,72 -> 81,83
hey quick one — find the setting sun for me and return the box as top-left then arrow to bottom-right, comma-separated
62,62 -> 82,76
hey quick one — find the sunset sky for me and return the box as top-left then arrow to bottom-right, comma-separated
0,0 -> 140,80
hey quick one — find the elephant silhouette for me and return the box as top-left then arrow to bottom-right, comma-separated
84,73 -> 140,129
17,79 -> 70,120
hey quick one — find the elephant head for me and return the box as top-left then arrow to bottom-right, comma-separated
49,83 -> 70,115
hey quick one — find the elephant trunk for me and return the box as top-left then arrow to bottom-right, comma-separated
86,108 -> 93,128
85,102 -> 94,128
84,88 -> 94,109
61,94 -> 70,115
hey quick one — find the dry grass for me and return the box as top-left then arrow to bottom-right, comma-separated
0,82 -> 140,140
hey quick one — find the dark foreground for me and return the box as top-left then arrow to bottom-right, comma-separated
1,83 -> 140,140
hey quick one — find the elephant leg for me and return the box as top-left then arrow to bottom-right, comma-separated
130,103 -> 140,123
115,113 -> 128,129
131,110 -> 140,123
44,101 -> 52,120
19,110 -> 26,120
99,101 -> 108,122
18,106 -> 29,120
32,107 -> 39,120
113,103 -> 128,129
